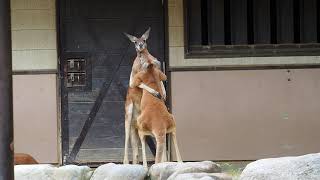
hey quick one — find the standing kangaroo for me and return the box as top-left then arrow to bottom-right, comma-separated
123,28 -> 167,164
132,63 -> 182,169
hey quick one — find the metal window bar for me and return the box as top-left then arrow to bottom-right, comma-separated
317,0 -> 320,43
247,0 -> 254,44
293,0 -> 301,43
201,0 -> 209,45
186,0 -> 320,57
224,0 -> 231,45
270,0 -> 278,44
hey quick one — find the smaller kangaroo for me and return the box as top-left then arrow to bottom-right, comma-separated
132,63 -> 182,169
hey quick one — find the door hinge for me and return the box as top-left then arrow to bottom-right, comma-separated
65,58 -> 87,87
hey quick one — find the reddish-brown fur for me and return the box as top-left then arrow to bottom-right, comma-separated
123,28 -> 167,164
132,64 -> 182,168
123,48 -> 164,164
14,153 -> 38,165
133,66 -> 174,134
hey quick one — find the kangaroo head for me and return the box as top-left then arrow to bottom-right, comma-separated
124,27 -> 151,52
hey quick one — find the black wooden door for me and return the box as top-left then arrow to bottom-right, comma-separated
59,0 -> 165,164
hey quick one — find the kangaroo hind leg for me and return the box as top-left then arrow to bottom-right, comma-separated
123,102 -> 133,164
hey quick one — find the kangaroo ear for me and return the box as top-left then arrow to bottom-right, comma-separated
124,33 -> 138,42
141,27 -> 151,40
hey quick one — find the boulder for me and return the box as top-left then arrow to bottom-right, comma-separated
54,165 -> 93,180
149,161 -> 221,180
15,164 -> 55,180
14,164 -> 93,180
90,163 -> 147,180
169,172 -> 232,180
240,153 -> 320,180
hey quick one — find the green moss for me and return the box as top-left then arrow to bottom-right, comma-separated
219,161 -> 251,179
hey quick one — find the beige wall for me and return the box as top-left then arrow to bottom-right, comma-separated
168,0 -> 320,68
11,0 -> 58,163
171,69 -> 320,161
168,0 -> 320,160
11,0 -> 56,71
9,0 -> 320,163
13,75 -> 58,163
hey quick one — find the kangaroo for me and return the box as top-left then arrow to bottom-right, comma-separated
14,153 -> 38,165
123,28 -> 167,164
11,143 -> 38,165
132,63 -> 182,169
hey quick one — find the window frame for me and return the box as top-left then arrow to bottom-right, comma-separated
183,0 -> 320,59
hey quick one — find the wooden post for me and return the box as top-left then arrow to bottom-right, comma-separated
0,0 -> 14,179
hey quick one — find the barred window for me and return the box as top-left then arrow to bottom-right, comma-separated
185,0 -> 320,58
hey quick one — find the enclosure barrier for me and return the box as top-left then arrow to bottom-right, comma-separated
0,0 -> 14,179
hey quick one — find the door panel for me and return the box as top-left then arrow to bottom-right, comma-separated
60,0 -> 164,163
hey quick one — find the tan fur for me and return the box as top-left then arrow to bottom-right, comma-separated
132,65 -> 182,168
123,28 -> 167,164
14,153 -> 38,165
123,48 -> 165,164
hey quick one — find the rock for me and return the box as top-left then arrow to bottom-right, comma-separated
169,173 -> 232,180
54,165 -> 93,180
149,161 -> 222,180
14,164 -> 93,180
90,163 -> 147,180
240,153 -> 320,180
15,164 -> 55,180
